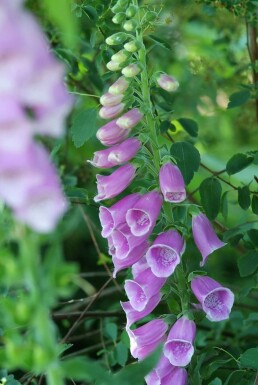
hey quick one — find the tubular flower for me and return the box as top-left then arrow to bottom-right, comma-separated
192,213 -> 226,266
116,108 -> 143,129
159,163 -> 186,203
96,119 -> 131,146
94,163 -> 136,202
99,193 -> 140,238
145,356 -> 175,385
112,241 -> 149,278
191,276 -> 234,322
161,367 -> 187,385
157,74 -> 179,92
99,103 -> 125,120
164,317 -> 196,367
126,320 -> 168,360
146,230 -> 185,278
89,138 -> 141,169
124,266 -> 166,311
121,292 -> 161,327
126,191 -> 163,237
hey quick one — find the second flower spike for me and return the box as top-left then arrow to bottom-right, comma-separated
159,163 -> 186,203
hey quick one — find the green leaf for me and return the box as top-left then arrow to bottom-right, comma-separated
148,35 -> 171,50
209,378 -> 222,385
237,250 -> 258,277
223,221 -> 258,242
114,342 -> 128,367
238,186 -> 251,210
177,118 -> 199,137
247,229 -> 258,246
159,121 -> 176,133
61,357 -> 112,384
170,142 -> 201,184
113,346 -> 162,385
221,191 -> 229,219
104,323 -> 117,342
226,153 -> 253,175
71,108 -> 97,148
199,177 -> 222,220
240,347 -> 258,369
227,90 -> 251,109
43,0 -> 78,47
252,195 -> 258,214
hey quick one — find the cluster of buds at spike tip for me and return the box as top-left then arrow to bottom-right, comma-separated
0,0 -> 72,233
88,3 -> 235,384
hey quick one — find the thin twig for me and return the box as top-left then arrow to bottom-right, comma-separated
53,310 -> 122,319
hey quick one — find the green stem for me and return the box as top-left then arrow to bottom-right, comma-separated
175,265 -> 189,314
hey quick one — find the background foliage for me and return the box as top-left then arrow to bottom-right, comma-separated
1,0 -> 258,384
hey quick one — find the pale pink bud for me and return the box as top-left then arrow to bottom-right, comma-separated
106,60 -> 121,71
122,63 -> 141,77
96,119 -> 130,146
157,74 -> 179,92
99,103 -> 125,120
108,76 -> 129,95
116,108 -> 143,129
100,92 -> 124,107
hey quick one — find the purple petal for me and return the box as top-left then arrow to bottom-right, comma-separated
112,241 -> 149,277
192,213 -> 226,266
161,367 -> 187,385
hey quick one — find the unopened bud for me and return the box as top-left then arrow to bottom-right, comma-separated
157,73 -> 179,92
111,0 -> 129,13
123,20 -> 137,32
106,32 -> 128,46
112,12 -> 126,24
126,5 -> 137,18
109,76 -> 129,95
106,60 -> 121,71
111,49 -> 130,63
145,11 -> 157,22
99,103 -> 125,120
100,92 -> 124,107
122,63 -> 141,77
124,40 -> 142,52
116,108 -> 143,129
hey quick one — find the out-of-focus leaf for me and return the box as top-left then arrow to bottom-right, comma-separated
223,222 -> 258,242
170,142 -> 200,184
240,348 -> 258,369
238,186 -> 251,210
104,323 -> 117,342
177,118 -> 199,137
114,342 -> 128,367
71,108 -> 98,148
227,90 -> 251,109
199,177 -> 222,220
237,250 -> 258,277
251,195 -> 258,214
62,357 -> 112,383
226,153 -> 253,175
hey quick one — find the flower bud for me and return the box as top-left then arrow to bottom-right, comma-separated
159,162 -> 186,203
111,0 -> 129,13
126,5 -> 137,18
111,49 -> 130,64
145,11 -> 157,22
106,60 -> 121,71
112,12 -> 126,24
108,76 -> 129,95
116,108 -> 143,129
157,73 -> 179,92
123,20 -> 137,32
122,63 -> 141,77
124,40 -> 142,52
99,103 -> 125,120
105,32 -> 128,46
100,92 -> 124,107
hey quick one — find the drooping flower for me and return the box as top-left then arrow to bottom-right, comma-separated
145,355 -> 175,385
112,241 -> 149,278
121,292 -> 161,327
124,266 -> 166,311
191,275 -> 234,322
89,138 -> 141,169
164,316 -> 196,367
192,213 -> 226,266
126,319 -> 168,360
99,103 -> 125,119
159,163 -> 186,203
94,163 -> 136,202
157,74 -> 179,92
161,367 -> 187,385
100,92 -> 124,107
116,108 -> 143,130
145,230 -> 185,278
99,193 -> 140,237
108,76 -> 129,95
96,119 -> 131,146
126,190 -> 163,237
